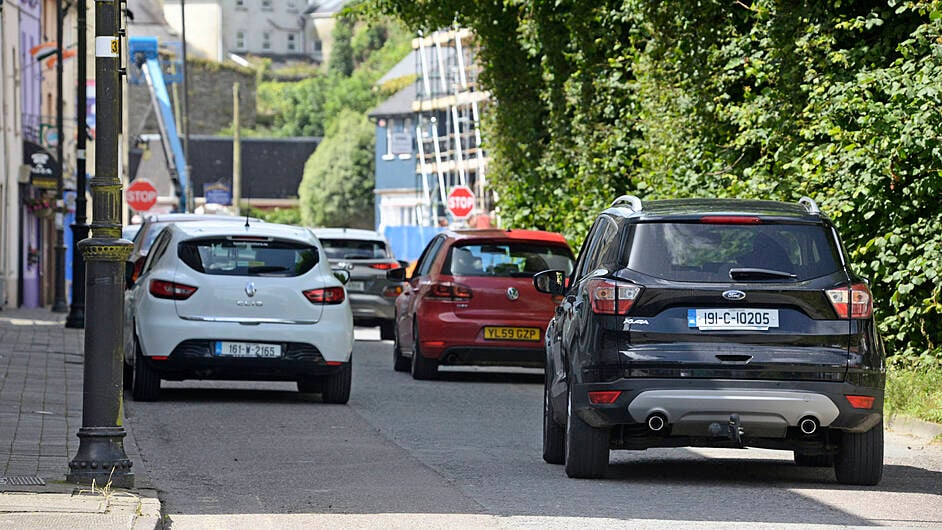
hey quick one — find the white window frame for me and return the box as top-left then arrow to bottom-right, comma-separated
261,32 -> 271,51
235,30 -> 245,50
287,33 -> 298,52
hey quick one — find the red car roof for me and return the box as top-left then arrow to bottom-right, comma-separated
450,228 -> 569,244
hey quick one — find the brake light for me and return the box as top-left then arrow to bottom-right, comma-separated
845,395 -> 875,409
149,279 -> 198,300
700,216 -> 762,224
826,283 -> 872,318
427,282 -> 473,300
586,278 -> 641,315
303,286 -> 346,304
588,391 -> 622,404
369,262 -> 399,270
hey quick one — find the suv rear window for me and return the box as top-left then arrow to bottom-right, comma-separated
626,222 -> 840,282
445,242 -> 575,277
320,239 -> 390,260
178,238 -> 318,277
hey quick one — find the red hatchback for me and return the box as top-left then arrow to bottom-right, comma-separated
387,229 -> 575,379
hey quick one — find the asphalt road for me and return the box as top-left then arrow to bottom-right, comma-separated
124,328 -> 942,528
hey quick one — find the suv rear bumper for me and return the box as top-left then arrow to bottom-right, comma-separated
570,378 -> 883,436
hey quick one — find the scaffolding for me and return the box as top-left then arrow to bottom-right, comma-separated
413,27 -> 489,226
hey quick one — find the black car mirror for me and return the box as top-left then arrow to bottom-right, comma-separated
533,269 -> 566,295
386,267 -> 407,282
332,269 -> 351,284
397,259 -> 409,269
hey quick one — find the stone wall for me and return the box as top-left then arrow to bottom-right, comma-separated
127,58 -> 256,138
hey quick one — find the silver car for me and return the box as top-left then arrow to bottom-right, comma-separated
311,228 -> 405,340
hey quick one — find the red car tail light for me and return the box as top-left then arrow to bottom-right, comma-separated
586,278 -> 641,315
845,395 -> 875,409
427,282 -> 473,300
588,391 -> 622,404
826,283 -> 873,318
149,279 -> 198,300
303,286 -> 346,304
369,262 -> 399,270
700,216 -> 762,224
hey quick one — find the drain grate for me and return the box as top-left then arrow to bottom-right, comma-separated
0,476 -> 46,486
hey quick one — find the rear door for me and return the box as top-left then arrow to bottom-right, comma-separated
172,236 -> 325,323
620,220 -> 852,381
445,240 -> 575,335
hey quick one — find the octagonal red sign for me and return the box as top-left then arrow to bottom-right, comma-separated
126,178 -> 158,212
447,186 -> 475,219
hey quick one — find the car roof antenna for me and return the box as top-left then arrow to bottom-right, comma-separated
244,200 -> 250,228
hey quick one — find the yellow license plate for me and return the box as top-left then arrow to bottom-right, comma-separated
483,326 -> 541,342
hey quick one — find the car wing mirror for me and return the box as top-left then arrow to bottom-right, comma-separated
386,267 -> 407,282
533,269 -> 566,295
397,259 -> 409,269
332,269 -> 350,284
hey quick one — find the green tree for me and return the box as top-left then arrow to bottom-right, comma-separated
298,109 -> 376,228
329,16 -> 356,77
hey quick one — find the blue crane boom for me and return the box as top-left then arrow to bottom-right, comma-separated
128,36 -> 188,212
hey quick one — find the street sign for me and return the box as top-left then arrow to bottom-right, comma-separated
126,178 -> 158,212
447,186 -> 475,219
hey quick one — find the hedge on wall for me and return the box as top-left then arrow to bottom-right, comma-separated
366,0 -> 942,366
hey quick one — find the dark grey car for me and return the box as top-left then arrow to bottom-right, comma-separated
312,228 -> 406,340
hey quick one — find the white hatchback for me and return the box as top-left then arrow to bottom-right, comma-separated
124,221 -> 354,403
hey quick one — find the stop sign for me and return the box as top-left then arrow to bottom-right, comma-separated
126,178 -> 158,212
447,186 -> 475,219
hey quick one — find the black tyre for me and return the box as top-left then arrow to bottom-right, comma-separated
123,360 -> 133,391
321,361 -> 352,404
131,341 -> 160,402
543,380 -> 565,465
380,321 -> 395,341
296,376 -> 321,394
410,325 -> 438,380
564,390 -> 609,478
794,451 -> 834,467
834,422 -> 884,485
393,325 -> 410,372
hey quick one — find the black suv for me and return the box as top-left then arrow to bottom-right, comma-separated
534,196 -> 885,485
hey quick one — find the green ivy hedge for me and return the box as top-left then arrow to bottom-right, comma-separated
368,0 -> 942,366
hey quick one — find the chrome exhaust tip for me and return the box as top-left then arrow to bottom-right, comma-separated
799,416 -> 819,435
647,413 -> 667,432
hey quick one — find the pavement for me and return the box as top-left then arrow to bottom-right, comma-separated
0,307 -> 161,529
0,306 -> 940,529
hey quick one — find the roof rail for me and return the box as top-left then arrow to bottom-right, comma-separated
611,195 -> 643,212
798,196 -> 820,215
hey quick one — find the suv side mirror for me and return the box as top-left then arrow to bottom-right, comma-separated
533,270 -> 566,295
332,269 -> 350,284
397,259 -> 409,269
386,267 -> 407,282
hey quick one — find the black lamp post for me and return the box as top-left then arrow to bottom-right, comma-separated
65,0 -> 89,329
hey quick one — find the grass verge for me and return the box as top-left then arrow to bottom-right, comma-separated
885,366 -> 942,424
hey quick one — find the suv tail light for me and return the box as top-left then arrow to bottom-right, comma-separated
369,262 -> 399,270
303,287 -> 346,304
587,278 -> 641,315
149,279 -> 198,300
427,282 -> 473,300
826,283 -> 872,318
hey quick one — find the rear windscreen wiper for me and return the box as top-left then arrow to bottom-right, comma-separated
729,267 -> 797,281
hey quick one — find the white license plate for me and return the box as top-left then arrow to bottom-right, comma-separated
215,342 -> 282,358
346,281 -> 365,292
688,309 -> 779,331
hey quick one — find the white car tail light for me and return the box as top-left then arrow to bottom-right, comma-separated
303,286 -> 345,304
149,279 -> 198,300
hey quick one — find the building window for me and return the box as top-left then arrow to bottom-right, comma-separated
261,0 -> 272,9
312,39 -> 322,53
235,0 -> 244,8
235,31 -> 245,49
262,32 -> 271,51
286,0 -> 295,8
287,33 -> 297,52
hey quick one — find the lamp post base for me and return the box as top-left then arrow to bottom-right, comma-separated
66,427 -> 134,488
65,304 -> 85,328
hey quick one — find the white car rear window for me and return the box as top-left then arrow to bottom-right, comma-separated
179,238 -> 318,277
